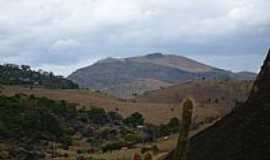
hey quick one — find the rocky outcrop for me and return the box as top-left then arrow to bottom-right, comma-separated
166,49 -> 270,160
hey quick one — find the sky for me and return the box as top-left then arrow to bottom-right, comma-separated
0,0 -> 269,76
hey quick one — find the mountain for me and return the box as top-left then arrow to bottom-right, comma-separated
235,71 -> 257,80
68,53 -> 256,98
166,49 -> 270,160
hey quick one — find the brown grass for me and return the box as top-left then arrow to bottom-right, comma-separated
0,85 -> 224,124
0,82 -> 234,159
0,80 -> 251,125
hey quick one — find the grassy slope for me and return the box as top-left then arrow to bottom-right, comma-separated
0,80 -> 252,160
135,80 -> 253,113
0,85 -> 218,125
0,80 -> 252,125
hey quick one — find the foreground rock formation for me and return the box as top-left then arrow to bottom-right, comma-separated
166,49 -> 270,160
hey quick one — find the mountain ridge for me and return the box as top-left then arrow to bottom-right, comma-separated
68,53 -> 256,98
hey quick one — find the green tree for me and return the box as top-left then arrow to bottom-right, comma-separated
87,107 -> 108,124
108,111 -> 123,122
124,112 -> 144,127
167,117 -> 180,129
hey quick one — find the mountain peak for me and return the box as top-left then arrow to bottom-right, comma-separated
68,52 -> 255,98
96,57 -> 123,64
145,52 -> 164,58
128,53 -> 214,73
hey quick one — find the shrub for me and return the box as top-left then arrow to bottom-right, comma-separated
124,112 -> 144,127
124,133 -> 143,143
87,107 -> 108,124
102,141 -> 123,152
108,111 -> 123,122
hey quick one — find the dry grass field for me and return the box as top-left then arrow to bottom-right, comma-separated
0,80 -> 252,160
0,80 -> 252,125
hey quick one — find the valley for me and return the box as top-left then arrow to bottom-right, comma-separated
0,52 -> 265,160
0,79 -> 252,125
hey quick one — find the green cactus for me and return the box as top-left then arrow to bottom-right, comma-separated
173,98 -> 194,160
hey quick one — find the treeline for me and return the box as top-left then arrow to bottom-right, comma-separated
0,94 -> 180,159
0,64 -> 78,89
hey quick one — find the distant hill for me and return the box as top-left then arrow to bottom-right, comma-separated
235,71 -> 257,80
166,49 -> 270,160
68,53 -> 256,98
135,80 -> 253,114
0,64 -> 78,89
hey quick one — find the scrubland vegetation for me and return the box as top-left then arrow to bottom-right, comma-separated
0,94 -> 183,159
0,60 -> 258,160
0,64 -> 78,89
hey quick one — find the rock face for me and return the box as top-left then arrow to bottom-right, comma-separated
166,49 -> 270,160
68,53 -> 256,98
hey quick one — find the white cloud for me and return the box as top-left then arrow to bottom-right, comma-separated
52,39 -> 80,49
0,0 -> 269,75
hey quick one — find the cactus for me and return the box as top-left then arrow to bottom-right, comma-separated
173,98 -> 194,160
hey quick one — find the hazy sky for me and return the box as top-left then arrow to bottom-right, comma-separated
0,0 -> 269,76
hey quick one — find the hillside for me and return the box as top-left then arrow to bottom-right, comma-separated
0,86 -> 217,125
68,53 -> 256,98
235,71 -> 257,80
0,80 -> 253,160
0,79 -> 251,125
135,80 -> 253,114
166,49 -> 270,160
0,64 -> 78,89
0,94 -> 178,159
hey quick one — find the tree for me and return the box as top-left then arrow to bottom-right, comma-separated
168,117 -> 180,128
167,117 -> 180,133
21,65 -> 31,71
87,107 -> 108,124
124,112 -> 144,127
107,111 -> 123,122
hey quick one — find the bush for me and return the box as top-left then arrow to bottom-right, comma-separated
108,111 -> 123,122
87,107 -> 108,125
0,95 -> 72,145
102,141 -> 123,152
158,117 -> 180,136
124,133 -> 143,143
124,112 -> 144,127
